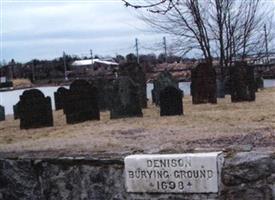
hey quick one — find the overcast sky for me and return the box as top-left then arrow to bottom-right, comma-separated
1,0 -> 275,63
1,0 -> 165,63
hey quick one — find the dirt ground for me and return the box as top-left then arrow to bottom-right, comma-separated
0,88 -> 275,157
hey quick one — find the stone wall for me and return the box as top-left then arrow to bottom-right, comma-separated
0,150 -> 274,200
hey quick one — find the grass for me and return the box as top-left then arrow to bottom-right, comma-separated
0,88 -> 274,156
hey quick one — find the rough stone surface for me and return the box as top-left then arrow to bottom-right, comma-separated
159,86 -> 183,116
230,62 -> 256,102
119,63 -> 147,108
0,105 -> 5,121
13,102 -> 19,120
54,87 -> 69,110
64,80 -> 100,124
152,70 -> 179,106
0,150 -> 274,200
110,76 -> 143,119
91,78 -> 113,111
191,62 -> 217,104
125,152 -> 222,193
216,79 -> 226,98
255,74 -> 264,91
18,89 -> 53,129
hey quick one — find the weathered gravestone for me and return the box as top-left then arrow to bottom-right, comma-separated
63,80 -> 99,124
230,62 -> 256,102
120,63 -> 147,108
110,76 -> 142,119
191,62 -> 217,104
18,89 -> 53,129
13,102 -> 19,120
160,86 -> 183,116
216,78 -> 225,98
0,105 -> 5,121
54,87 -> 69,110
255,73 -> 264,91
152,70 -> 179,106
91,78 -> 113,111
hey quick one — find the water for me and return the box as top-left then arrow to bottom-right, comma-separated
1,80 -> 275,115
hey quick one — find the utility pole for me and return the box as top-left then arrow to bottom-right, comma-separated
264,24 -> 269,64
163,36 -> 167,63
135,38 -> 139,64
90,49 -> 93,59
63,51 -> 68,80
32,60 -> 35,82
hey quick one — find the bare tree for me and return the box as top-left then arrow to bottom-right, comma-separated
122,0 -> 275,72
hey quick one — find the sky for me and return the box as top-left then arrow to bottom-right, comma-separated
1,0 -> 275,63
1,0 -> 164,63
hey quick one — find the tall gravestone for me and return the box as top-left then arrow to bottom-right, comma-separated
92,78 -> 113,111
230,62 -> 256,102
216,78 -> 225,98
191,62 -> 217,104
120,63 -> 147,108
0,105 -> 5,121
54,87 -> 69,110
152,70 -> 179,106
63,80 -> 100,124
255,74 -> 264,91
13,102 -> 19,120
159,86 -> 183,116
110,76 -> 143,119
18,89 -> 53,129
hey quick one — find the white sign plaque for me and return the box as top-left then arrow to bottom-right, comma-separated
125,152 -> 223,193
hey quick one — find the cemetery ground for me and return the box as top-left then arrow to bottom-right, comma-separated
0,88 -> 275,157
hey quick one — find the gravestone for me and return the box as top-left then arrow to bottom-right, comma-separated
54,87 -> 69,110
159,86 -> 183,116
92,78 -> 113,111
13,102 -> 19,120
0,105 -> 5,121
230,62 -> 256,102
216,78 -> 225,98
110,76 -> 142,119
18,89 -> 53,129
64,80 -> 100,124
120,63 -> 147,108
191,62 -> 217,104
255,74 -> 264,91
152,70 -> 179,106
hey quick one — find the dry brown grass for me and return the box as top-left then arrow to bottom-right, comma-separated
12,79 -> 32,88
0,88 -> 274,156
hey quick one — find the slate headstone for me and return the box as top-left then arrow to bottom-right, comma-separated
64,80 -> 100,124
0,105 -> 5,121
54,87 -> 69,110
255,74 -> 264,91
159,86 -> 183,116
191,62 -> 217,104
120,63 -> 147,108
216,78 -> 225,98
110,76 -> 143,119
230,62 -> 256,102
152,70 -> 179,106
13,102 -> 19,120
92,78 -> 113,111
18,89 -> 53,129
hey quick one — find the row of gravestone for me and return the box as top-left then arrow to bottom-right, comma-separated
1,61 -> 258,128
152,61 -> 257,106
12,76 -> 182,129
